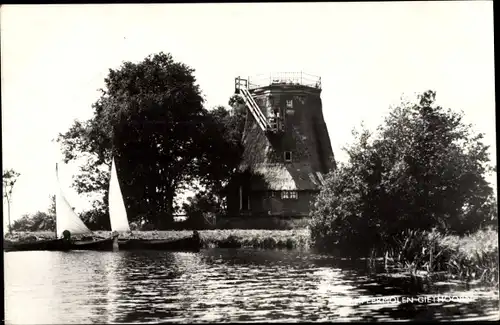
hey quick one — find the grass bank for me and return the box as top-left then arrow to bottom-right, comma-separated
4,229 -> 311,250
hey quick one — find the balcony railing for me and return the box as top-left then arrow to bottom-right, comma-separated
247,72 -> 321,90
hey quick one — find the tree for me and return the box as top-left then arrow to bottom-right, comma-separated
182,191 -> 220,229
10,211 -> 56,232
58,52 -> 210,228
9,196 -> 57,232
3,169 -> 20,233
195,103 -> 245,211
79,199 -> 111,231
57,114 -> 113,229
176,97 -> 246,227
310,90 -> 496,254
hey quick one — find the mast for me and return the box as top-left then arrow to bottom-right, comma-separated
55,163 -> 59,239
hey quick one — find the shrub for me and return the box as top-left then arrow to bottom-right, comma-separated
9,212 -> 56,232
310,90 -> 496,254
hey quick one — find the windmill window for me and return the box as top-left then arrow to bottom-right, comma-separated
284,151 -> 292,162
269,117 -> 278,131
286,99 -> 293,108
281,191 -> 298,200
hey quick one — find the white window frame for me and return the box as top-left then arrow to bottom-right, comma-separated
280,191 -> 299,200
286,99 -> 293,108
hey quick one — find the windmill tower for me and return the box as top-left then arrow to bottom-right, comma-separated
226,72 -> 336,221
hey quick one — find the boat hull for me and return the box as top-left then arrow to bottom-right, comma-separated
118,235 -> 202,252
3,238 -> 70,252
4,237 -> 117,252
70,237 -> 117,251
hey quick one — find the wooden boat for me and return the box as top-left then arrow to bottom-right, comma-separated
70,235 -> 119,251
3,238 -> 70,252
4,159 -> 202,253
118,232 -> 202,252
55,163 -> 117,251
3,235 -> 119,252
4,236 -> 119,253
3,164 -> 117,253
108,158 -> 202,251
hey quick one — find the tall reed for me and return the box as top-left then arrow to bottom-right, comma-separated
389,228 -> 498,286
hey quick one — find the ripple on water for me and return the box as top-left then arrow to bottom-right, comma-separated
4,249 -> 500,323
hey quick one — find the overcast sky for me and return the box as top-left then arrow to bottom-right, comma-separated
1,2 -> 496,226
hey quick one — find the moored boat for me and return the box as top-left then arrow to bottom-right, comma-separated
70,234 -> 119,251
108,158 -> 202,251
3,238 -> 70,252
118,231 -> 202,252
3,164 -> 117,253
4,232 -> 119,253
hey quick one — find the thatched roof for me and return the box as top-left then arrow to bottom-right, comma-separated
244,162 -> 325,191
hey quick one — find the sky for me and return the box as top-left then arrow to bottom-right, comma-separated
1,2 -> 496,227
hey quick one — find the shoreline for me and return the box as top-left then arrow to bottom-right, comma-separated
5,229 -> 498,290
3,229 -> 312,250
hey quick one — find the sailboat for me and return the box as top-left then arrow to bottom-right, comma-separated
108,157 -> 131,234
109,157 -> 201,251
55,163 -> 119,251
4,164 -> 118,252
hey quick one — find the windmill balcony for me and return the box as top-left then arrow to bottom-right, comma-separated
247,72 -> 322,90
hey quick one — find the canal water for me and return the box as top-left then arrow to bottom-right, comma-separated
4,248 -> 499,323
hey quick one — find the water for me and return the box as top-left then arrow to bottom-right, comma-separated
4,248 -> 499,323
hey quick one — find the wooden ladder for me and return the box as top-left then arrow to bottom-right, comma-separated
235,77 -> 270,132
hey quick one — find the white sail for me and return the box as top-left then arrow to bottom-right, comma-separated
108,158 -> 130,232
55,163 -> 92,238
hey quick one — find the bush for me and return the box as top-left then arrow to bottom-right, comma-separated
217,216 -> 309,230
310,90 -> 496,254
79,208 -> 110,231
183,192 -> 220,229
9,212 -> 56,232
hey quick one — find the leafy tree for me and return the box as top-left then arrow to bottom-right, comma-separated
79,199 -> 111,231
58,52 -> 246,229
196,104 -> 245,209
57,115 -> 113,229
9,195 -> 58,232
310,90 -> 496,254
178,99 -> 245,228
9,211 -> 56,232
182,191 -> 220,229
3,169 -> 20,233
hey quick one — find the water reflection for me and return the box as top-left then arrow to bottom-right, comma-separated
4,249 -> 499,324
5,251 -> 118,324
109,251 -> 205,323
